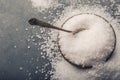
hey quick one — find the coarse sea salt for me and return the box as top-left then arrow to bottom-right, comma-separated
30,0 -> 59,10
51,6 -> 120,80
58,13 -> 116,68
30,0 -> 120,80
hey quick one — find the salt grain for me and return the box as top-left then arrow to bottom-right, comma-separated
51,6 -> 120,80
30,0 -> 59,9
30,0 -> 120,80
27,46 -> 31,49
19,67 -> 23,71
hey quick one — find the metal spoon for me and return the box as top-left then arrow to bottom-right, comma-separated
28,18 -> 72,33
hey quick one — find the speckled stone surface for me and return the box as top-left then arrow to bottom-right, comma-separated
0,0 -> 120,80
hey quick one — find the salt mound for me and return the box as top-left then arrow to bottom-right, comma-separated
30,0 -> 58,9
58,13 -> 116,68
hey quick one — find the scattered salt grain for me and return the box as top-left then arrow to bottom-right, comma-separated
28,73 -> 31,76
30,0 -> 59,9
15,28 -> 19,31
27,45 -> 31,49
19,67 -> 23,71
14,45 -> 17,48
51,5 -> 120,80
35,70 -> 38,74
30,0 -> 120,80
25,28 -> 28,31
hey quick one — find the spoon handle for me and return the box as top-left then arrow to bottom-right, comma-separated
28,18 -> 72,33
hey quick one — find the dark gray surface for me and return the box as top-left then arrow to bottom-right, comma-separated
0,0 -> 120,80
0,0 -> 52,80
